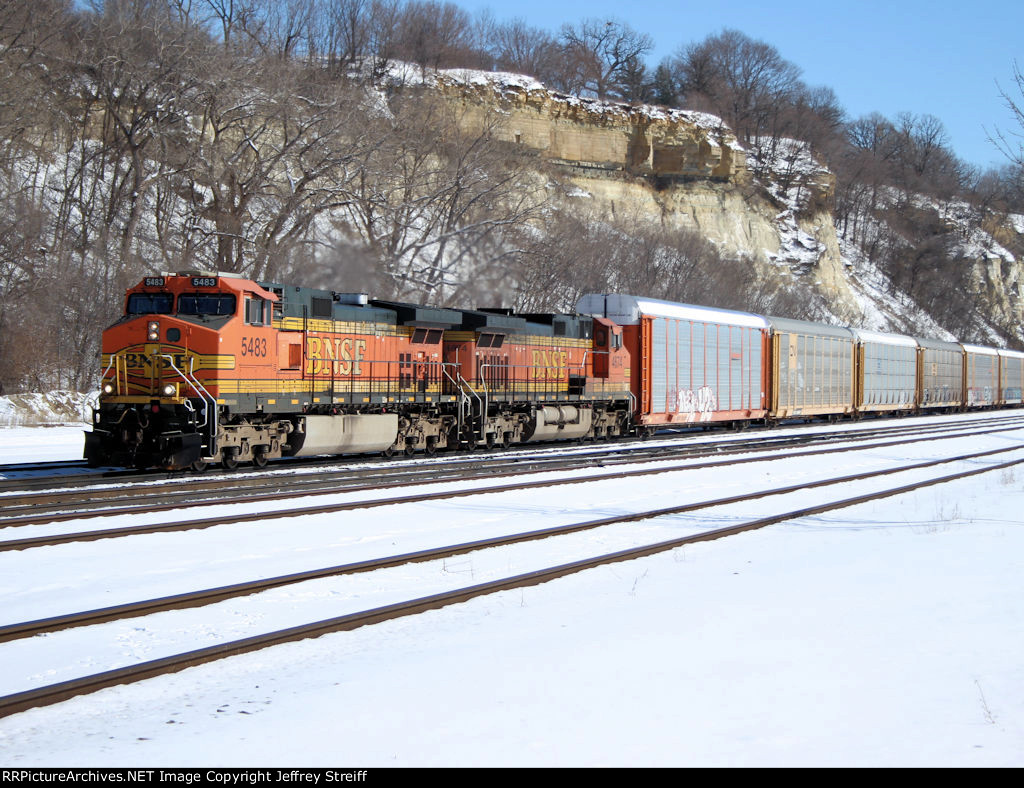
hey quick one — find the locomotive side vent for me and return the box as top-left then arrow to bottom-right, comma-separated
311,297 -> 333,318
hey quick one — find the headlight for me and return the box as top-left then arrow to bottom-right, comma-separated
147,321 -> 160,340
102,382 -> 114,394
162,383 -> 176,397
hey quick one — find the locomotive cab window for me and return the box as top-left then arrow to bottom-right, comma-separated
178,293 -> 236,316
127,293 -> 173,315
245,296 -> 268,326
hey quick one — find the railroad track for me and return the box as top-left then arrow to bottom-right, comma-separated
3,412 -> 1022,530
3,437 -> 1022,719
3,414 -> 1022,550
3,411 -> 1021,496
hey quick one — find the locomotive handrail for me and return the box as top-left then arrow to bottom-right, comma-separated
161,353 -> 218,458
89,355 -> 119,429
439,362 -> 463,429
441,362 -> 483,443
476,362 -> 497,442
115,354 -> 127,397
474,360 -> 589,394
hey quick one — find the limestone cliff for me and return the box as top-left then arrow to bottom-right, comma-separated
430,69 -> 1024,340
434,70 -> 861,321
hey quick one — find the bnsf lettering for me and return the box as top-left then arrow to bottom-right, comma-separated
531,350 -> 568,380
306,337 -> 367,376
240,336 -> 268,357
121,353 -> 191,369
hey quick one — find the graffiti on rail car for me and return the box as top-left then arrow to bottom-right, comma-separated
675,386 -> 717,422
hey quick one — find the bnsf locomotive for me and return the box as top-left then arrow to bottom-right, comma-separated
85,271 -> 632,470
85,272 -> 1024,471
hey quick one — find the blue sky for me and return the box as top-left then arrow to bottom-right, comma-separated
463,0 -> 1022,171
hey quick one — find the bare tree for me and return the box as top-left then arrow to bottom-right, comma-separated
316,0 -> 372,70
483,16 -> 561,82
672,29 -> 802,144
558,17 -> 654,101
0,0 -> 73,167
338,96 -> 546,303
225,0 -> 317,60
990,61 -> 1024,172
184,58 -> 380,280
196,0 -> 253,48
847,112 -> 903,161
391,0 -> 481,74
77,2 -> 209,274
347,0 -> 402,81
509,203 -> 759,316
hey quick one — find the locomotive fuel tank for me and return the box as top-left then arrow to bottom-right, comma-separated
522,405 -> 593,441
286,414 -> 400,456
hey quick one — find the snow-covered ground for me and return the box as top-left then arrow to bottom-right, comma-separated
0,392 -> 94,428
0,417 -> 1023,767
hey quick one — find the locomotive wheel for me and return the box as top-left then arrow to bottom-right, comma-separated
382,445 -> 395,459
404,442 -> 416,457
424,437 -> 437,456
485,433 -> 496,450
222,455 -> 239,470
252,451 -> 268,469
190,460 -> 209,473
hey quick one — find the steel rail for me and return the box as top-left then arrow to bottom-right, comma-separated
4,412 -> 1022,496
0,441 -> 1017,642
3,449 -> 1022,720
2,419 -> 1022,551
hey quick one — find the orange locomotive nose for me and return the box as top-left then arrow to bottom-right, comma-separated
87,272 -> 247,469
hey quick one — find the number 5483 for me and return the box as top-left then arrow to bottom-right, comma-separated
241,336 -> 267,357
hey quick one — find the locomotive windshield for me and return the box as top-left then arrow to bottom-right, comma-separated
177,293 -> 236,316
126,293 -> 173,315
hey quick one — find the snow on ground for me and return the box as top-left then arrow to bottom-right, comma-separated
0,418 -> 1023,766
0,391 -> 94,429
0,425 -> 89,462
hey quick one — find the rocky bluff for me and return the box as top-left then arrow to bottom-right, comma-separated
434,70 -> 858,321
430,69 -> 1024,338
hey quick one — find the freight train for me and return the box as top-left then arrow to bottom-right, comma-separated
84,271 -> 1024,470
